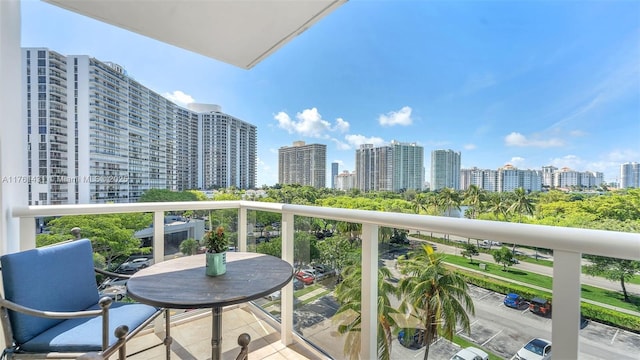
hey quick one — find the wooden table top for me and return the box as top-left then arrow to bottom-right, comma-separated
126,252 -> 294,309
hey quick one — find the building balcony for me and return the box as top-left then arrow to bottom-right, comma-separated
9,200 -> 640,359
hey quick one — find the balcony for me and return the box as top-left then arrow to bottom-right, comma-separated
10,200 -> 640,359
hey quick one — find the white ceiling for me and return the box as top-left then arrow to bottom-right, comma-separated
43,0 -> 347,69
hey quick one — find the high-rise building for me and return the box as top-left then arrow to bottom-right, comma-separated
390,140 -> 424,192
331,162 -> 339,189
541,166 -> 557,187
335,170 -> 356,191
620,162 -> 640,188
430,149 -> 460,190
355,141 -> 423,192
460,167 -> 499,192
191,103 -> 257,190
278,141 -> 326,188
23,48 -> 256,204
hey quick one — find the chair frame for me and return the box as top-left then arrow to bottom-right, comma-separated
0,245 -> 169,360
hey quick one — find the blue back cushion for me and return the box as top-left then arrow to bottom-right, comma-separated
1,239 -> 100,345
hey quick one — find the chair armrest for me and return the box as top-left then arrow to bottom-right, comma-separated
94,267 -> 131,280
0,296 -> 111,320
76,325 -> 129,360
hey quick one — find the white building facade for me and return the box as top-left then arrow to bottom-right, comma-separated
22,48 -> 256,204
620,162 -> 639,189
430,149 -> 460,191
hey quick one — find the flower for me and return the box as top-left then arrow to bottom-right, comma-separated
203,226 -> 228,253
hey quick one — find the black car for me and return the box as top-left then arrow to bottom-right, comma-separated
293,278 -> 305,290
397,328 -> 425,350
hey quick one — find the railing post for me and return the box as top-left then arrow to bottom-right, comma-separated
280,212 -> 294,345
153,211 -> 165,263
238,206 -> 247,252
552,250 -> 581,359
361,223 -> 378,360
19,217 -> 36,251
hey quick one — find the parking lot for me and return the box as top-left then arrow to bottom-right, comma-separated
390,284 -> 640,359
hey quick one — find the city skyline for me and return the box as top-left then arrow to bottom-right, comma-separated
22,1 -> 640,186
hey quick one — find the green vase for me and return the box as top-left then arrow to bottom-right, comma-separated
206,252 -> 227,276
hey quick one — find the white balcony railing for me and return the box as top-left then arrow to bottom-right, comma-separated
12,200 -> 640,359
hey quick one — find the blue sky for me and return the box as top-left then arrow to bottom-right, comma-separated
22,0 -> 639,187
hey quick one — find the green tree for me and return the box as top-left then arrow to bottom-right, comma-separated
179,238 -> 199,256
584,256 -> 640,302
398,245 -> 474,360
139,188 -> 200,202
492,246 -> 516,271
42,214 -> 151,269
315,235 -> 358,272
462,185 -> 485,219
508,187 -> 535,222
460,243 -> 479,263
436,188 -> 461,217
334,264 -> 400,360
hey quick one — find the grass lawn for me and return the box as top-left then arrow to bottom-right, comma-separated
443,254 -> 640,313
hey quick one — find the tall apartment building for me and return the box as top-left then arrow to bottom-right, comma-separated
541,166 -> 557,187
431,149 -> 460,190
335,170 -> 356,191
331,162 -> 339,189
620,162 -> 640,188
461,167 -> 499,192
355,141 -> 423,192
278,141 -> 326,188
390,140 -> 424,192
190,103 -> 257,190
552,167 -> 603,189
355,144 -> 392,192
23,48 -> 256,204
461,166 -> 540,192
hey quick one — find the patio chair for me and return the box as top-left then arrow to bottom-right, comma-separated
0,239 -> 167,359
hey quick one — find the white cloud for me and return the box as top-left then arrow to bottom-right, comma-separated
504,132 -> 564,148
509,157 -> 525,166
550,155 -> 585,170
378,106 -> 413,127
162,90 -> 195,106
569,129 -> 587,137
345,134 -> 386,148
464,144 -> 477,150
331,138 -> 352,150
333,118 -> 350,133
274,108 -> 348,138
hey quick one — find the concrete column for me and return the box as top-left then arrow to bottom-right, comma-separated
0,0 -> 26,255
552,250 -> 581,359
280,212 -> 294,345
360,224 -> 378,360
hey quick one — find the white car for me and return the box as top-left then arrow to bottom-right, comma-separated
264,291 -> 281,301
450,346 -> 489,360
515,338 -> 552,360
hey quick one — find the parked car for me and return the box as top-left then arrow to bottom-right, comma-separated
312,264 -> 336,280
397,328 -> 425,350
98,285 -> 127,301
503,293 -> 525,309
299,268 -> 317,279
116,257 -> 152,274
450,346 -> 489,360
529,297 -> 552,316
264,291 -> 281,301
98,277 -> 128,290
515,338 -> 552,360
295,271 -> 315,285
293,278 -> 305,290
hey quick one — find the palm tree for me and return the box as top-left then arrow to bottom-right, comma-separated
508,187 -> 535,223
334,265 -> 400,360
398,245 -> 475,360
436,188 -> 461,217
486,192 -> 511,221
462,185 -> 485,219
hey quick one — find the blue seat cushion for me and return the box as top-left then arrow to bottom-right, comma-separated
2,240 -> 101,344
18,302 -> 159,353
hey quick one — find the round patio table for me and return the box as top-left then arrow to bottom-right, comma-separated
127,252 -> 294,360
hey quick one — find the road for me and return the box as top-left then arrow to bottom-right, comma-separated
413,235 -> 640,296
